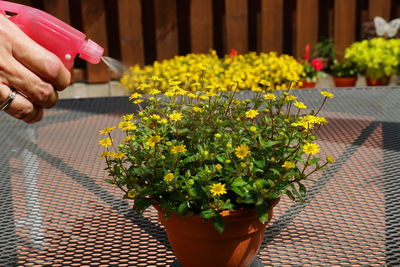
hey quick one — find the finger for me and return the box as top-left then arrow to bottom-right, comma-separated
0,55 -> 59,108
12,32 -> 71,90
0,15 -> 71,90
0,85 -> 44,123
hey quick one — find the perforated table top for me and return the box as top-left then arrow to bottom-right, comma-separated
1,86 -> 400,266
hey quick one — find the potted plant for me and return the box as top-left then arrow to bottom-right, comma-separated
298,44 -> 325,88
99,54 -> 334,266
330,59 -> 358,87
312,38 -> 335,71
344,37 -> 400,86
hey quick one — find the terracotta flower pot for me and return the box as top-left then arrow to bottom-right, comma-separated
156,198 -> 280,267
333,76 -> 357,87
299,80 -> 316,89
366,76 -> 390,86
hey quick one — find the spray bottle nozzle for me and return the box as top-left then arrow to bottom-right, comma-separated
80,39 -> 104,64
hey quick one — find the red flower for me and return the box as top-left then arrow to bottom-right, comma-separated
229,48 -> 238,58
311,58 -> 324,71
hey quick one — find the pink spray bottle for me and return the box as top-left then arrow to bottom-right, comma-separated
0,0 -> 104,69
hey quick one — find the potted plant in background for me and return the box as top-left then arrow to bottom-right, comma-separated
312,38 -> 335,72
330,59 -> 358,87
99,52 -> 335,266
344,37 -> 400,86
298,44 -> 325,88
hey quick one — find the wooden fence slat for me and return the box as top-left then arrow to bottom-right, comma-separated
190,0 -> 213,53
369,0 -> 391,20
10,0 -> 32,5
260,0 -> 283,54
42,0 -> 70,24
154,0 -> 179,61
225,0 -> 248,54
117,0 -> 144,67
296,0 -> 318,58
81,0 -> 110,83
334,0 -> 356,60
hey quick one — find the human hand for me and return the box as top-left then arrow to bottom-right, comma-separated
0,13 -> 71,123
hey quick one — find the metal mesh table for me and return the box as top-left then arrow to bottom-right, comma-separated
1,87 -> 400,266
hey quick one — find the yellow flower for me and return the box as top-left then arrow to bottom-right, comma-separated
149,76 -> 162,82
263,93 -> 276,100
235,144 -> 250,159
112,152 -> 127,159
169,112 -> 183,121
214,164 -> 223,171
127,189 -> 136,198
123,136 -> 135,142
259,79 -> 272,87
192,107 -> 204,113
245,109 -> 259,119
150,114 -> 161,120
149,89 -> 161,95
98,137 -> 112,148
118,121 -> 137,130
294,101 -> 307,109
285,95 -> 297,101
159,118 -> 168,124
133,99 -> 144,104
164,173 -> 175,182
210,183 -> 227,196
249,126 -> 257,132
146,135 -> 162,147
165,90 -> 175,97
282,161 -> 295,169
303,143 -> 320,155
326,156 -> 335,163
321,91 -> 334,98
123,114 -> 134,121
99,126 -> 116,135
129,93 -> 142,100
171,145 -> 187,154
100,151 -> 112,158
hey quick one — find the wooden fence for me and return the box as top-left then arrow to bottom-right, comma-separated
8,0 -> 400,83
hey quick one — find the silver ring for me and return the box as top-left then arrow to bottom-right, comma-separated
0,90 -> 17,111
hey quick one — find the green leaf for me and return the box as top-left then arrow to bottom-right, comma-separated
286,189 -> 296,201
104,178 -> 116,184
254,160 -> 265,169
231,177 -> 247,187
217,155 -> 226,163
221,203 -> 234,210
255,204 -> 268,223
177,128 -> 189,135
211,214 -> 225,233
265,140 -> 280,148
298,182 -> 307,197
177,202 -> 188,215
200,209 -> 218,219
309,157 -> 321,164
231,186 -> 248,197
266,189 -> 281,199
133,198 -> 153,213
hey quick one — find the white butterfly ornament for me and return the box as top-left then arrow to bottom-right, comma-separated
374,16 -> 400,38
